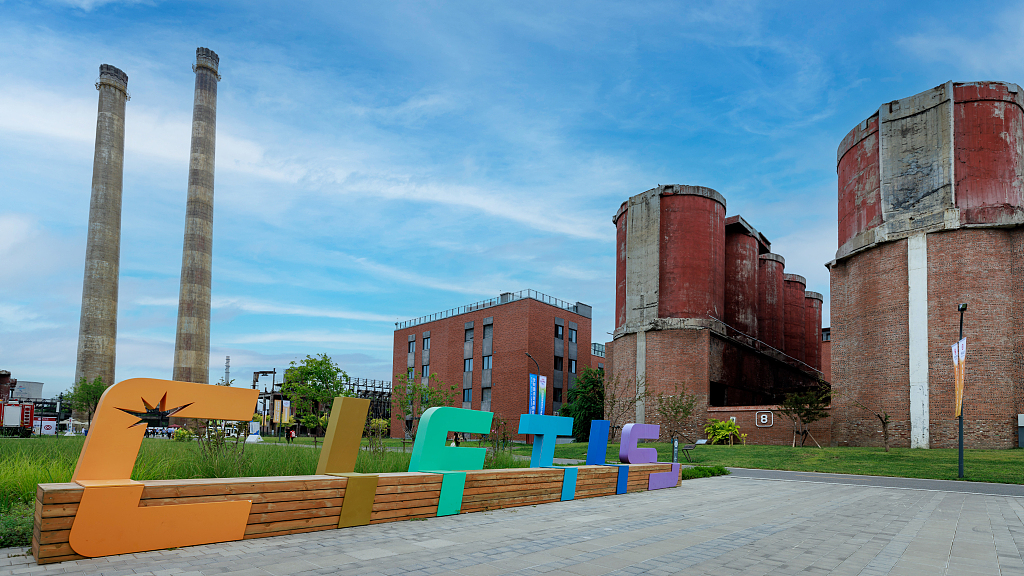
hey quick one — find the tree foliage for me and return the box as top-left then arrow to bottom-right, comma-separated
560,368 -> 604,441
282,353 -> 353,447
652,383 -> 697,443
603,374 -> 649,441
67,376 -> 108,428
391,371 -> 459,442
777,385 -> 831,448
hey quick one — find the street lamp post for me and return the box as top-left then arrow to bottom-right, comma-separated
958,303 -> 967,479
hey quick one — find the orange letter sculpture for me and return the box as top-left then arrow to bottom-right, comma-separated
69,378 -> 258,557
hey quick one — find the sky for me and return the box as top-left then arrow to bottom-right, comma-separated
2,0 -> 1020,394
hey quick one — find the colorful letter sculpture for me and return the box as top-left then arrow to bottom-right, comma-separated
618,423 -> 680,490
317,397 -> 378,528
42,394 -> 683,564
408,407 -> 493,516
619,423 -> 659,464
585,419 -> 629,493
585,420 -> 611,465
518,414 -> 577,500
68,378 -> 258,557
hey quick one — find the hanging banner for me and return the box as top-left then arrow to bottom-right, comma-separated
538,376 -> 547,415
273,399 -> 282,424
529,374 -> 538,415
282,400 -> 291,424
952,337 -> 966,417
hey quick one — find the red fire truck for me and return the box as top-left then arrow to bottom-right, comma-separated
2,401 -> 34,437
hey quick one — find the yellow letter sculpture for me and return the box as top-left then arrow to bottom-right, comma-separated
69,378 -> 258,557
317,397 -> 378,528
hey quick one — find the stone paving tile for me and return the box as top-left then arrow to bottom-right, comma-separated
8,476 -> 1024,576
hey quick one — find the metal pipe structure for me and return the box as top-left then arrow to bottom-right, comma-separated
75,64 -> 129,390
172,48 -> 221,384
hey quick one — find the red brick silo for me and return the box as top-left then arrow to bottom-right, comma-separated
724,220 -> 759,336
658,185 -> 726,320
614,201 -> 628,330
757,253 -> 785,350
830,81 -> 1024,449
783,274 -> 807,363
804,292 -> 823,371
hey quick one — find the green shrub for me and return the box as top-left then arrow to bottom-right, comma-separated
172,428 -> 195,442
680,465 -> 730,480
0,500 -> 33,547
704,419 -> 741,445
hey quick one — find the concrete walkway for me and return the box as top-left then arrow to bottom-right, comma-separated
3,471 -> 1022,576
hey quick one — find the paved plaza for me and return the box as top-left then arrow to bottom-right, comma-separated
4,471 -> 1023,576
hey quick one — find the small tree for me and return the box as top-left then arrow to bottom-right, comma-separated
282,354 -> 353,448
776,386 -> 831,448
67,376 -> 107,429
391,371 -> 459,446
848,398 -> 892,452
560,368 -> 604,442
603,374 -> 649,441
652,383 -> 697,444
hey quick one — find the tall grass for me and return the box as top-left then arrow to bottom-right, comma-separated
0,437 -> 533,507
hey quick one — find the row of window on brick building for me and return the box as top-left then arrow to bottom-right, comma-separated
405,321 -> 578,405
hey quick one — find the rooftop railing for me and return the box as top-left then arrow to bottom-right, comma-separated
396,289 -> 590,330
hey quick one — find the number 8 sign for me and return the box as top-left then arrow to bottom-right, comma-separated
755,411 -> 773,427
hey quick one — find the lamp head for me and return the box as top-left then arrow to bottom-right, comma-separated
958,303 -> 968,312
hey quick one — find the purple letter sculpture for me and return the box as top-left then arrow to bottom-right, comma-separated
619,423 -> 659,464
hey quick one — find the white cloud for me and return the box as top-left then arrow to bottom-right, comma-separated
225,330 -> 392,349
134,296 -> 397,322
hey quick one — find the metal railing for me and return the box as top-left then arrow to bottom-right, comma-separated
396,289 -> 586,330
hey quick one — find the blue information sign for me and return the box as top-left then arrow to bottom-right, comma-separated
529,374 -> 538,415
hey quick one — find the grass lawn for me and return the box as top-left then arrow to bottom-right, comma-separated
536,441 -> 1023,485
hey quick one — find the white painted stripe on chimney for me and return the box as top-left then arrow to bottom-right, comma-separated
908,233 -> 930,449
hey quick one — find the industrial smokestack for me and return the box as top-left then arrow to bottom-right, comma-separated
74,64 -> 129,389
172,48 -> 220,384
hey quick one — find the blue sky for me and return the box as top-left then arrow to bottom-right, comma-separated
1,0 -> 1019,393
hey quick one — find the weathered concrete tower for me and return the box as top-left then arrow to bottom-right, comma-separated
74,64 -> 129,389
172,48 -> 220,384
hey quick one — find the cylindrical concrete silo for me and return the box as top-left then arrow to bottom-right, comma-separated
724,223 -> 759,336
783,274 -> 807,363
757,254 -> 785,350
614,201 -> 628,330
804,292 -> 823,372
658,185 -> 726,320
75,64 -> 129,390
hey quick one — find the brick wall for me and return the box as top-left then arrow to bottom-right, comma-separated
830,239 -> 912,447
707,406 -> 832,446
831,228 -> 1024,449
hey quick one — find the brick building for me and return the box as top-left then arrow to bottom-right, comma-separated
391,290 -> 592,440
590,343 -> 606,371
606,185 -> 827,445
830,81 -> 1024,449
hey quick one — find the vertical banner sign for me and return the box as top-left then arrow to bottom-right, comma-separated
529,374 -> 538,415
273,399 -> 282,424
282,400 -> 291,424
538,376 -> 547,415
952,338 -> 967,417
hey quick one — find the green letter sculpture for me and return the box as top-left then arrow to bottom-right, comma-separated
408,407 -> 493,516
